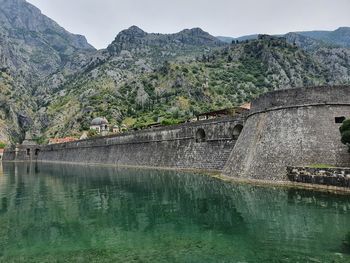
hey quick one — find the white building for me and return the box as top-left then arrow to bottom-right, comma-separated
90,117 -> 109,136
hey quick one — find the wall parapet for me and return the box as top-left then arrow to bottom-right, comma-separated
249,86 -> 350,115
248,103 -> 350,118
40,117 -> 244,152
287,166 -> 350,188
3,116 -> 246,172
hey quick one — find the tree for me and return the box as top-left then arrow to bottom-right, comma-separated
87,129 -> 98,138
340,119 -> 350,152
159,60 -> 170,75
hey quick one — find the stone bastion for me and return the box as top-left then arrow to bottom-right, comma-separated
223,85 -> 350,181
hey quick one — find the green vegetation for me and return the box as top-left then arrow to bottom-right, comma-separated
0,142 -> 6,149
2,12 -> 350,143
161,118 -> 181,126
340,119 -> 350,152
41,36 -> 344,140
87,129 -> 98,138
34,136 -> 47,145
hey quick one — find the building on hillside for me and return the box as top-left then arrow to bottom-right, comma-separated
0,149 -> 4,160
90,117 -> 109,136
22,132 -> 37,146
80,131 -> 88,140
112,125 -> 120,134
49,137 -> 78,145
240,102 -> 251,110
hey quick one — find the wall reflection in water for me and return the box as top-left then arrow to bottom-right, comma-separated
0,162 -> 349,262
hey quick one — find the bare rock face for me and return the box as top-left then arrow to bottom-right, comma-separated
1,1 -> 350,143
0,0 -> 95,84
107,26 -> 224,55
0,0 -> 94,50
0,0 -> 96,143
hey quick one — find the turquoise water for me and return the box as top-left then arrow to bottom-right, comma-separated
0,162 -> 349,262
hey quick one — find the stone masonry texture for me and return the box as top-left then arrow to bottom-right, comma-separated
223,86 -> 350,181
4,117 -> 245,171
4,86 -> 350,183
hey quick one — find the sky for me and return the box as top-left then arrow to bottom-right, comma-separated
26,0 -> 350,49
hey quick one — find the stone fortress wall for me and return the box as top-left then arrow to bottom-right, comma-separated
223,85 -> 350,181
3,85 -> 350,183
3,116 -> 245,171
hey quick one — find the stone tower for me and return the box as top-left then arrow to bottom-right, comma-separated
223,85 -> 350,181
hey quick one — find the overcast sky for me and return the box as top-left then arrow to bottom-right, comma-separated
26,0 -> 350,49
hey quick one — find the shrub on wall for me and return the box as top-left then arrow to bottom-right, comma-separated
161,119 -> 178,126
87,129 -> 98,138
0,142 -> 6,149
340,119 -> 350,152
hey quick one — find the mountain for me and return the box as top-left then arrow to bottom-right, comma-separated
107,26 -> 224,63
0,0 -> 94,79
32,26 -> 227,138
0,0 -> 350,144
109,26 -> 223,51
218,27 -> 350,49
297,27 -> 350,48
0,0 -> 95,143
39,35 -> 350,139
217,34 -> 259,43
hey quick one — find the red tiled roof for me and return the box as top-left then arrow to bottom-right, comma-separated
49,137 -> 77,144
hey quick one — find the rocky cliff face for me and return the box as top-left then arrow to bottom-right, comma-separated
0,0 -> 94,79
298,27 -> 350,48
107,26 -> 223,55
40,35 -> 350,139
0,1 -> 350,144
220,27 -> 350,50
0,0 -> 95,143
33,26 -> 226,138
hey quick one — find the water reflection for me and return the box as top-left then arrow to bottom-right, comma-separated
0,162 -> 349,262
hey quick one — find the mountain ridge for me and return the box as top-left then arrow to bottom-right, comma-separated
107,25 -> 224,55
38,35 -> 350,140
217,27 -> 350,49
0,0 -> 350,144
0,0 -> 96,143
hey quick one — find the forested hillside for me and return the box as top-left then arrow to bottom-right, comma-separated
1,0 -> 350,144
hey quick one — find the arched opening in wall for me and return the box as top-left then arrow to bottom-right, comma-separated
26,149 -> 30,156
35,149 -> 40,156
196,128 -> 206,143
232,124 -> 243,140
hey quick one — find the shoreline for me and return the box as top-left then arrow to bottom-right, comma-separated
3,160 -> 350,195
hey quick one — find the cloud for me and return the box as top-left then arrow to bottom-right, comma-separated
27,0 -> 350,49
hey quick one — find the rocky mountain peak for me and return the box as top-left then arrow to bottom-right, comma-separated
107,26 -> 224,54
180,27 -> 209,36
335,27 -> 350,32
0,0 -> 94,51
176,27 -> 223,45
121,25 -> 148,38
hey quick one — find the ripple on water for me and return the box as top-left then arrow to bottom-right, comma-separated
0,162 -> 348,262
